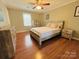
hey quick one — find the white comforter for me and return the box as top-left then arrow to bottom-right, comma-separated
31,27 -> 60,38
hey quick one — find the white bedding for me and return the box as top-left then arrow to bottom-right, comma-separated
31,27 -> 60,38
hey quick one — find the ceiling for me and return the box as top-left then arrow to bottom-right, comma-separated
1,0 -> 77,13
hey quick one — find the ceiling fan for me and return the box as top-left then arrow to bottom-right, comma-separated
29,0 -> 50,9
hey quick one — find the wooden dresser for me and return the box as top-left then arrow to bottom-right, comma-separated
0,26 -> 16,59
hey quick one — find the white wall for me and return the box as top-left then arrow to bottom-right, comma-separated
43,0 -> 79,39
0,1 -> 10,27
8,8 -> 44,32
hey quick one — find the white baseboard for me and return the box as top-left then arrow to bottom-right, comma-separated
72,37 -> 79,40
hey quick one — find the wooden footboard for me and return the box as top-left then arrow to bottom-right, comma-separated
30,31 -> 42,45
30,31 -> 60,46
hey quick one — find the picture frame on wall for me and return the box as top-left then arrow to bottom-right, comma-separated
74,6 -> 79,17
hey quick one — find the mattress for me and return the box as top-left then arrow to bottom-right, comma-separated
31,27 -> 60,38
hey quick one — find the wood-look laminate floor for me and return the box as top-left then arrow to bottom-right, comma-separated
13,32 -> 79,59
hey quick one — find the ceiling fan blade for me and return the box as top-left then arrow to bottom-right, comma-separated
42,3 -> 50,5
36,0 -> 39,3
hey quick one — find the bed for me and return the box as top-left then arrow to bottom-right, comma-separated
30,21 -> 64,45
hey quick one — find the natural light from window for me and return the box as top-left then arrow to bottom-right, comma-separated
23,13 -> 31,26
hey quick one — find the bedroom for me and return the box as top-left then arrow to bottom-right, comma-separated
0,0 -> 79,59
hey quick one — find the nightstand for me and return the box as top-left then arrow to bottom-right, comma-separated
62,29 -> 73,40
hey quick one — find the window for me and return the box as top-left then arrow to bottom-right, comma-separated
23,13 -> 32,26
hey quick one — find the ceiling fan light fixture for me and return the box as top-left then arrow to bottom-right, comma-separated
35,6 -> 43,9
29,0 -> 50,10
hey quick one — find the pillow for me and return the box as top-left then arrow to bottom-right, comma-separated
50,23 -> 58,28
46,22 -> 63,29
